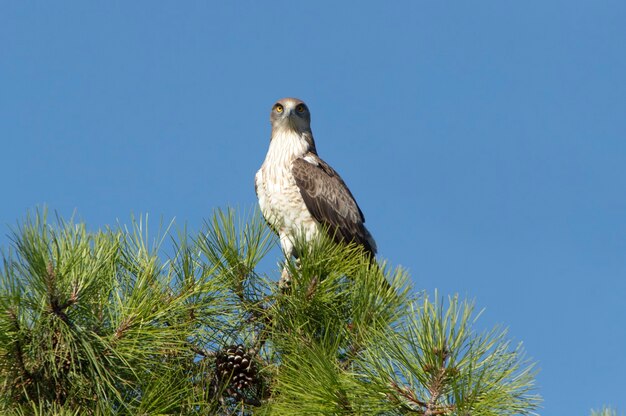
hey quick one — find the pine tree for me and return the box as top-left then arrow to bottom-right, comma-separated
591,408 -> 620,416
0,208 -> 542,415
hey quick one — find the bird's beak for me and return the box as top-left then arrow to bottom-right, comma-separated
286,109 -> 298,128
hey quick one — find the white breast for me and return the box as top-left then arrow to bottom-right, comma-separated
255,130 -> 320,256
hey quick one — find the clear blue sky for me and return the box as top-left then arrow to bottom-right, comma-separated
1,2 -> 624,414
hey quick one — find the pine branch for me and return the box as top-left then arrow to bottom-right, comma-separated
0,207 -> 540,415
6,308 -> 34,383
357,293 -> 540,415
591,407 -> 620,416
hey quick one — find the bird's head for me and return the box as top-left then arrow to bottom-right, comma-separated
270,98 -> 312,134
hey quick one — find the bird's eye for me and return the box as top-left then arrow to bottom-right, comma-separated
275,104 -> 284,113
296,104 -> 305,113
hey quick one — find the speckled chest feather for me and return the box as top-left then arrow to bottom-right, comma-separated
255,130 -> 319,256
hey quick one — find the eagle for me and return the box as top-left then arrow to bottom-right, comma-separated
255,98 -> 376,283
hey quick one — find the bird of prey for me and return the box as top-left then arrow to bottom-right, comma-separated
255,98 -> 376,282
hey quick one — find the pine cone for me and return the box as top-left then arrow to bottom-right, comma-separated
215,344 -> 258,391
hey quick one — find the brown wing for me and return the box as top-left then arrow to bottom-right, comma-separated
292,156 -> 376,255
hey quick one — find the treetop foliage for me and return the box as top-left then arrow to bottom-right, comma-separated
0,208 -> 542,415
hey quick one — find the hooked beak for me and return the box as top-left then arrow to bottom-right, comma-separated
286,109 -> 298,128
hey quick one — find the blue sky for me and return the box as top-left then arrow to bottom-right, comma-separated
1,2 -> 625,414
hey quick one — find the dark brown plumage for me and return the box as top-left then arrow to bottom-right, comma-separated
291,155 -> 376,256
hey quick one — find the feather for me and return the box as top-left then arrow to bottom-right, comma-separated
292,155 -> 376,255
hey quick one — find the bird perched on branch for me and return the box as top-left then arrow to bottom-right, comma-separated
255,98 -> 376,286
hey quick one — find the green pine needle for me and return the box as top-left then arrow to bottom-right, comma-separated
0,207 -> 543,415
